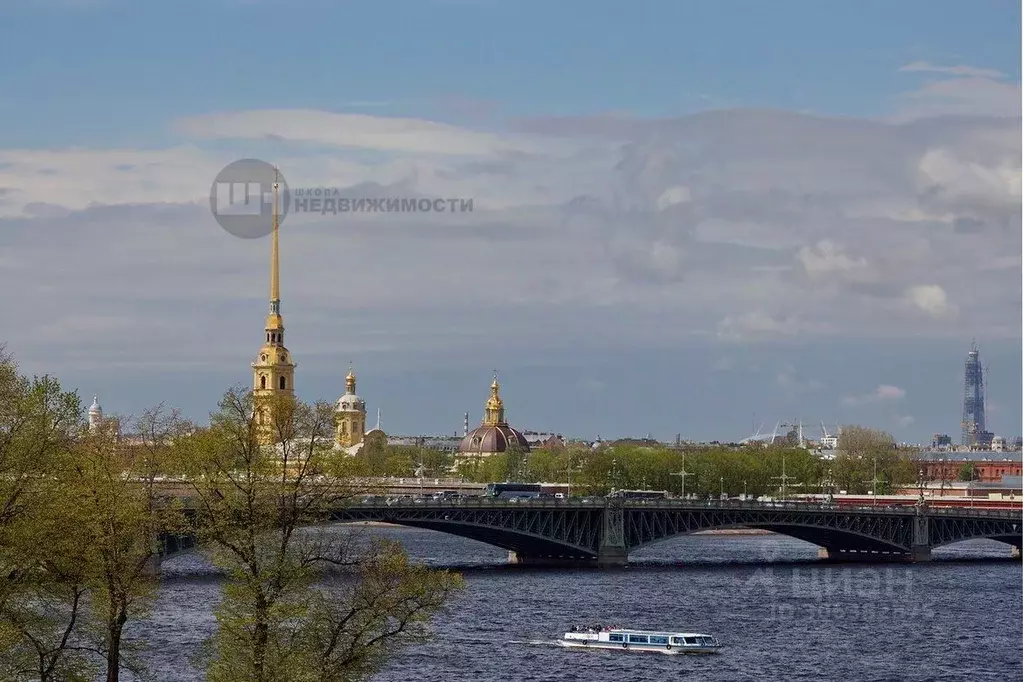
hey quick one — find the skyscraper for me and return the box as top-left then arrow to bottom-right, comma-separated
960,342 -> 988,447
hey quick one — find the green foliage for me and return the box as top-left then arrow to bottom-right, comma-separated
0,348 -> 98,681
451,430 -> 915,499
833,425 -> 914,494
179,389 -> 463,682
0,347 -> 463,682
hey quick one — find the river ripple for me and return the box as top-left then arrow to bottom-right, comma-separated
131,527 -> 1022,682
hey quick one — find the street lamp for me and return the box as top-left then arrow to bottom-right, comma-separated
743,479 -> 748,500
861,458 -> 880,507
720,476 -> 724,500
917,468 -> 925,505
670,451 -> 691,500
417,446 -> 425,498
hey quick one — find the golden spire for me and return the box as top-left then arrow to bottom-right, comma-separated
483,370 -> 505,426
269,167 -> 280,314
346,361 -> 356,393
252,166 -> 295,445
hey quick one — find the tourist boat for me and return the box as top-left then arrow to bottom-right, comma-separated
560,626 -> 720,654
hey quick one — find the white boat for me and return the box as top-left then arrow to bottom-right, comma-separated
561,626 -> 721,654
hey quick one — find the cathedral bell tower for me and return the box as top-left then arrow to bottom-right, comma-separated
335,364 -> 367,448
251,169 -> 296,444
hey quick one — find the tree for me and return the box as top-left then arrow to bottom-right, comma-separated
356,431 -> 389,476
502,443 -> 528,482
67,406 -> 189,682
958,462 -> 977,482
0,350 -> 95,681
176,388 -> 462,682
834,425 -> 913,494
0,474 -> 97,682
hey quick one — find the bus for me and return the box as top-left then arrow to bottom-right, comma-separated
608,489 -> 669,500
484,482 -> 543,499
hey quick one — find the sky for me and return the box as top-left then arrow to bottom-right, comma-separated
0,0 -> 1020,444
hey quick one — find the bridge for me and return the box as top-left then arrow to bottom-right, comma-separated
159,497 -> 1023,570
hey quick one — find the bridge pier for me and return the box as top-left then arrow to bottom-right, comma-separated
596,501 -> 628,567
596,546 -> 628,567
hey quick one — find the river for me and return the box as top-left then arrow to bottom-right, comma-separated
134,527 -> 1022,682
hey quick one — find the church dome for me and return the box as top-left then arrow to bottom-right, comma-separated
458,424 -> 530,455
457,372 -> 530,456
336,393 -> 365,412
336,366 -> 366,413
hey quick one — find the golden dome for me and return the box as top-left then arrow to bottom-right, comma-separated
483,371 -> 506,426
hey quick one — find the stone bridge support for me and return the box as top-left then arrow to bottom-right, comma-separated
910,513 -> 931,562
597,501 -> 627,567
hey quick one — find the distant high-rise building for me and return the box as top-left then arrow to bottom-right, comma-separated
961,342 -> 987,447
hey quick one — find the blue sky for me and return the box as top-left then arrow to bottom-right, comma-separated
0,0 -> 1020,443
1,0 -> 1020,147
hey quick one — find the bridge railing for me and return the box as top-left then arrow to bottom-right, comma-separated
172,493 -> 1019,520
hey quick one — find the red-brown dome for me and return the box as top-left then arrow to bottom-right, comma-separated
458,424 -> 530,455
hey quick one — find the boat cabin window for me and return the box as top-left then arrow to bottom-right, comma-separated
683,637 -> 697,645
608,634 -> 624,642
671,637 -> 686,645
628,635 -> 649,644
649,635 -> 668,645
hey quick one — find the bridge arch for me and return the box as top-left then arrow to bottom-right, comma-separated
332,505 -> 605,563
341,518 -> 599,559
930,534 -> 1022,552
626,520 -> 912,556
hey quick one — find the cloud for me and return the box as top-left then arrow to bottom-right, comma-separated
797,240 -> 870,278
842,384 -> 907,406
904,284 -> 958,318
717,311 -> 797,340
656,185 -> 692,210
2,97 -> 1019,378
895,415 -> 916,428
893,62 -> 1021,119
174,110 -> 560,157
898,61 -> 1005,79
